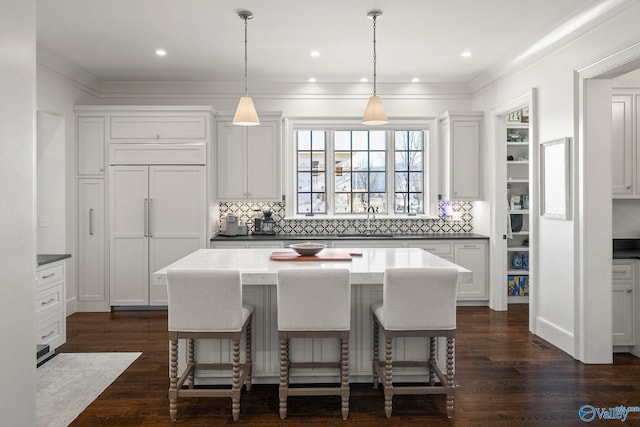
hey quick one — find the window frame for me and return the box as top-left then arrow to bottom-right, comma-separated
285,118 -> 439,219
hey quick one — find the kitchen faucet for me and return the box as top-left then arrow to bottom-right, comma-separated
366,205 -> 376,232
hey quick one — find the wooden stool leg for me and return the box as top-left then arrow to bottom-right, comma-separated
169,338 -> 178,421
446,337 -> 455,418
372,317 -> 380,389
384,336 -> 393,418
187,338 -> 195,389
429,337 -> 437,386
279,338 -> 289,420
341,336 -> 350,420
231,339 -> 241,421
245,319 -> 252,391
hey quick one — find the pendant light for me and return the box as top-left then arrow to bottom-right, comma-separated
233,10 -> 260,126
362,10 -> 388,125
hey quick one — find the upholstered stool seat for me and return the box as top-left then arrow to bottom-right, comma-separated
371,267 -> 459,418
277,268 -> 351,420
167,268 -> 254,422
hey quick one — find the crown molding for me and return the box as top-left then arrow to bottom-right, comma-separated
36,44 -> 103,97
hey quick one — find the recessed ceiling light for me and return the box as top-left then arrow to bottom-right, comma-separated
308,77 -> 317,83
310,50 -> 320,57
461,51 -> 472,58
360,77 -> 368,83
156,49 -> 167,57
411,77 -> 420,83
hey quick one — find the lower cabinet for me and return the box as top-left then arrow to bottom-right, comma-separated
35,261 -> 66,354
453,242 -> 488,300
612,260 -> 635,346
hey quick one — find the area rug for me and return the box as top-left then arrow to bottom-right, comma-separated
36,352 -> 141,427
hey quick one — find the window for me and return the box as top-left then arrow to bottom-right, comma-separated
294,127 -> 428,216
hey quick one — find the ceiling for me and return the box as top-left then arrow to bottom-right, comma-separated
37,0 -> 604,85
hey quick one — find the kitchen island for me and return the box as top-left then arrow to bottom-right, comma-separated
154,247 -> 471,384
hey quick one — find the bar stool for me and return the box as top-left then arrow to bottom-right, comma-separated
277,268 -> 351,420
371,267 -> 459,418
167,268 -> 254,422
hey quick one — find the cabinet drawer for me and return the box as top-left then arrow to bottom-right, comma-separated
35,312 -> 65,350
410,242 -> 452,256
35,285 -> 64,323
612,263 -> 633,280
36,264 -> 64,290
110,116 -> 206,140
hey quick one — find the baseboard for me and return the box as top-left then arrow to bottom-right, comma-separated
534,316 -> 574,357
66,297 -> 77,315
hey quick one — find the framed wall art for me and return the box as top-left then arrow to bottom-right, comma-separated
540,137 -> 571,220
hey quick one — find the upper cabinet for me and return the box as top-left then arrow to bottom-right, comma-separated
216,113 -> 282,201
77,116 -> 105,176
110,115 -> 207,141
612,94 -> 636,197
439,111 -> 484,201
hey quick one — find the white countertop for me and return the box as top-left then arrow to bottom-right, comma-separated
153,247 -> 472,286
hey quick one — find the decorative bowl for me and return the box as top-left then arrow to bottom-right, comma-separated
289,242 -> 326,256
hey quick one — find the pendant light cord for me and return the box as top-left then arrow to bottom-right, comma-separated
372,14 -> 377,96
243,15 -> 249,96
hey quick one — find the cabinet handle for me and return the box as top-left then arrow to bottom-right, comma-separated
149,198 -> 154,238
41,330 -> 55,340
41,298 -> 56,306
463,245 -> 476,248
144,198 -> 149,237
89,208 -> 94,236
42,273 -> 56,279
627,289 -> 633,294
627,185 -> 632,190
613,270 -> 627,274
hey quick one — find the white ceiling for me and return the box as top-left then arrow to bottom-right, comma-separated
37,0 -> 605,85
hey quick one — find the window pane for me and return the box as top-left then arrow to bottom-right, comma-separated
370,151 -> 386,170
335,131 -> 351,150
393,130 -> 424,214
298,152 -> 311,171
352,151 -> 368,171
352,193 -> 367,212
334,193 -> 350,213
409,172 -> 422,192
335,152 -> 351,171
395,152 -> 408,171
409,131 -> 423,150
297,131 -> 311,150
352,172 -> 368,191
369,193 -> 386,213
311,152 -> 325,172
408,151 -> 422,171
395,173 -> 408,191
336,172 -> 351,191
395,193 -> 407,213
297,172 -> 311,192
369,172 -> 386,192
298,193 -> 311,214
312,193 -> 326,213
311,130 -> 325,150
395,131 -> 408,150
312,173 -> 325,191
352,131 -> 368,150
409,193 -> 422,213
370,131 -> 386,150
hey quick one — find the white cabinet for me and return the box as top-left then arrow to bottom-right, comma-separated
210,241 -> 284,249
109,115 -> 207,141
110,165 -> 206,306
453,242 -> 488,300
612,260 -> 635,345
611,94 -> 635,196
77,179 -> 107,310
439,111 -> 483,201
77,116 -> 105,176
36,261 -> 66,354
331,240 -> 403,249
216,114 -> 282,201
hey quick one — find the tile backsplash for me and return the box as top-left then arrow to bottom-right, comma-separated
219,201 -> 473,235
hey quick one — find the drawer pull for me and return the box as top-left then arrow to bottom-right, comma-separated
463,245 -> 476,248
41,330 -> 55,340
613,270 -> 627,274
89,208 -> 94,236
41,298 -> 56,306
627,289 -> 633,294
42,273 -> 56,279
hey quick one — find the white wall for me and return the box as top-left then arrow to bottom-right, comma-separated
36,63 -> 99,314
0,0 -> 37,424
472,2 -> 640,360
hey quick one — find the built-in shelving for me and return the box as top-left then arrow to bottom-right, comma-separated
504,110 -> 531,303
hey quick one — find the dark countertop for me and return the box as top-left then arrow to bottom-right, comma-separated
613,238 -> 640,259
212,233 -> 489,242
37,254 -> 71,267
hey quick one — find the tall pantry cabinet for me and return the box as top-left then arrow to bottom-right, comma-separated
75,106 -> 214,310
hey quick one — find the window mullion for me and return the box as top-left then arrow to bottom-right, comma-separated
387,129 -> 394,216
326,131 -> 335,217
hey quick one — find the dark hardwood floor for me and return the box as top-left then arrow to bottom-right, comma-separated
59,305 -> 640,426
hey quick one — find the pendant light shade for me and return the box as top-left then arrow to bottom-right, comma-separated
362,10 -> 388,125
233,10 -> 259,126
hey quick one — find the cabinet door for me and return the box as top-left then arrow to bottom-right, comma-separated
110,166 -> 149,305
612,95 -> 633,196
450,120 -> 482,200
216,123 -> 246,199
453,242 -> 487,300
247,122 -> 280,200
148,165 -> 206,305
612,282 -> 634,345
77,116 -> 105,176
78,179 -> 107,305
